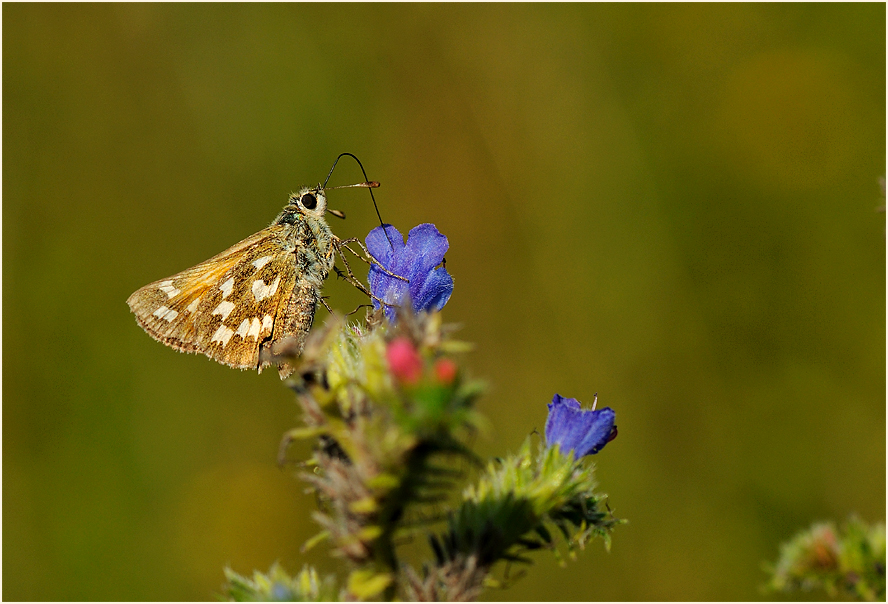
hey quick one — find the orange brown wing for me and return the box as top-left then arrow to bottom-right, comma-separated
127,224 -> 304,372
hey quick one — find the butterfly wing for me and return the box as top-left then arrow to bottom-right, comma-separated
127,224 -> 310,373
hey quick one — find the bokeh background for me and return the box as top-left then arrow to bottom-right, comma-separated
4,4 -> 885,601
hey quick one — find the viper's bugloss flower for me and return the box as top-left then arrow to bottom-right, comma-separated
366,224 -> 454,322
545,394 -> 617,459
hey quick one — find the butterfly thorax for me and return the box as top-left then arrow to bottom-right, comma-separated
274,187 -> 335,288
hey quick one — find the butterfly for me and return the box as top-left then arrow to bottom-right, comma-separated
127,154 -> 391,378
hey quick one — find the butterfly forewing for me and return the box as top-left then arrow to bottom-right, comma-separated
127,224 -> 303,372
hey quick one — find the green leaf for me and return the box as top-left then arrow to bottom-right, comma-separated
347,570 -> 394,600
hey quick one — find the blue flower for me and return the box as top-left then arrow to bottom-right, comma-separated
365,224 -> 454,322
545,394 -> 617,459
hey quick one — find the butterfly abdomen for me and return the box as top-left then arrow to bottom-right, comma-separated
263,278 -> 321,377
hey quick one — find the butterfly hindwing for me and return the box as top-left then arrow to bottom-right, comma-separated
127,224 -> 302,372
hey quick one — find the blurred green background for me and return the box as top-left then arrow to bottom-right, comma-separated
4,4 -> 884,601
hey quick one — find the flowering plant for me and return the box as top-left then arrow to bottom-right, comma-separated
766,516 -> 885,601
223,223 -> 622,601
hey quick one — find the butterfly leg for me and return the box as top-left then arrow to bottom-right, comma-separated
319,295 -> 335,315
337,237 -> 409,282
345,303 -> 374,317
333,249 -> 385,303
331,240 -> 400,310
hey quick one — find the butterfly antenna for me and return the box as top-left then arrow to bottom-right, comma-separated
323,152 -> 394,251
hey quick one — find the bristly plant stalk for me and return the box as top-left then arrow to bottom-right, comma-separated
223,222 -> 622,602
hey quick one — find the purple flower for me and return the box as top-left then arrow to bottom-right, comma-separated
366,224 -> 454,322
545,394 -> 617,459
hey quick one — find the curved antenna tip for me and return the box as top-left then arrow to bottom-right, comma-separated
324,181 -> 379,190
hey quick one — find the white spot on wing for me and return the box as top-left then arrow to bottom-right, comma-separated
159,280 -> 181,298
247,317 -> 262,339
185,298 -> 201,313
212,300 -> 236,321
220,277 -> 235,298
252,275 -> 281,301
235,319 -> 251,339
252,255 -> 273,270
211,324 -> 235,346
233,317 -> 264,341
152,305 -> 178,322
261,314 -> 273,334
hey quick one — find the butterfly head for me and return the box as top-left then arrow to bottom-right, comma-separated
275,186 -> 328,225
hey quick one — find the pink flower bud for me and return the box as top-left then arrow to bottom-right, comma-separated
387,337 -> 422,385
434,358 -> 458,385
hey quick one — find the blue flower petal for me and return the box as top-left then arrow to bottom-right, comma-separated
545,394 -> 616,459
402,224 -> 449,274
366,223 -> 454,322
365,224 -> 404,269
412,266 -> 453,313
367,225 -> 407,317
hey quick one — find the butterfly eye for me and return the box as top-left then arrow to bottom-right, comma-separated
300,193 -> 318,210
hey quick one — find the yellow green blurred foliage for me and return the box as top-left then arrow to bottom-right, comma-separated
4,3 -> 884,600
